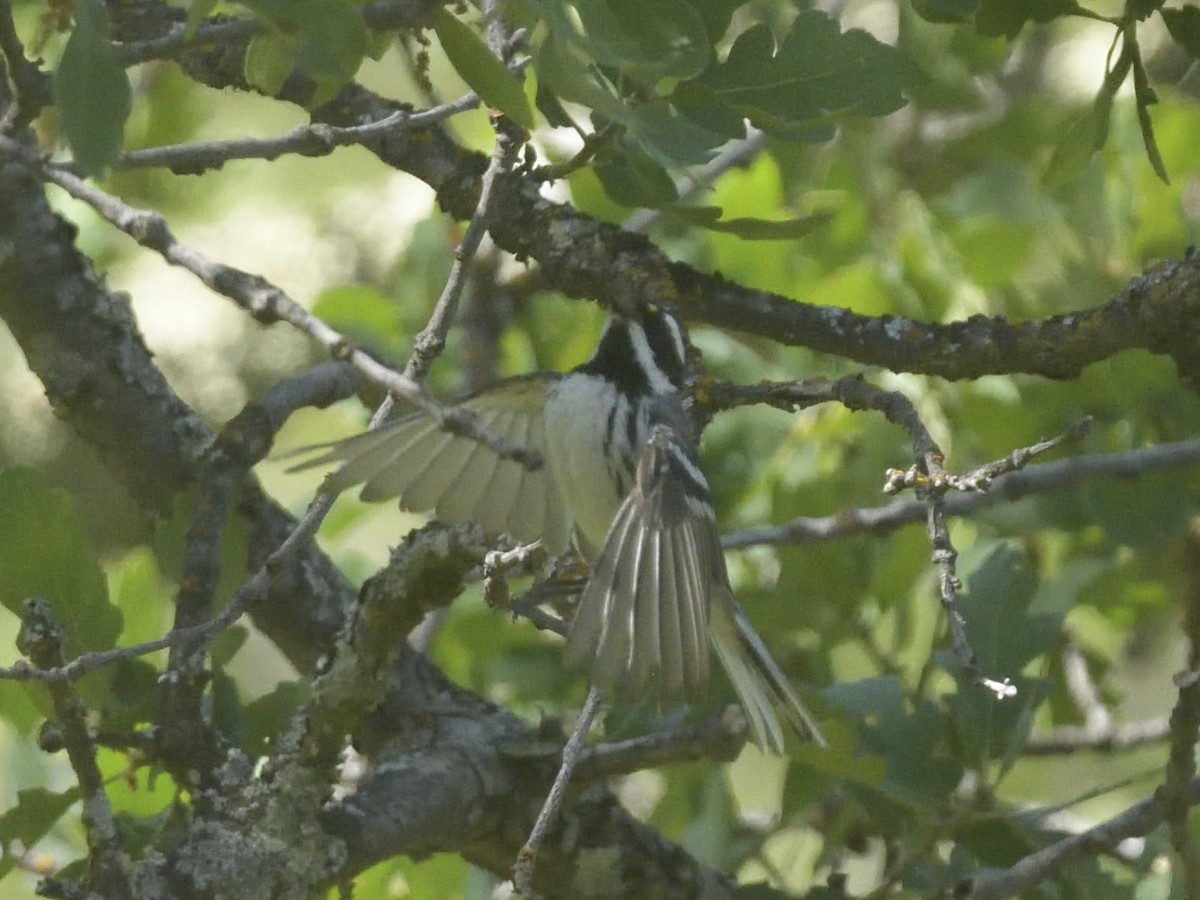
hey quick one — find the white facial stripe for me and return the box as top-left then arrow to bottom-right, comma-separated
628,323 -> 677,395
659,312 -> 687,372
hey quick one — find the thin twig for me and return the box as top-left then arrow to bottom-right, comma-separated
404,121 -> 521,380
513,687 -> 603,899
20,601 -> 132,897
0,495 -> 332,684
113,1 -> 453,67
701,375 -> 944,465
884,417 -> 1094,495
575,710 -> 747,778
961,778 -> 1200,899
535,123 -> 624,183
154,434 -> 241,768
1160,520 -> 1200,894
102,52 -> 528,178
107,97 -> 481,176
891,418 -> 1090,696
706,373 -> 1006,693
1061,638 -> 1113,735
709,382 -> 1092,698
364,110 -> 524,654
623,128 -> 769,234
0,134 -> 540,471
723,437 -> 1200,549
1024,716 -> 1171,755
0,1 -> 51,130
926,495 -> 1014,699
482,541 -> 545,610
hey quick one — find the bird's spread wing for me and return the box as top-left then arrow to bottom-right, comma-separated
288,373 -> 572,555
564,423 -> 713,706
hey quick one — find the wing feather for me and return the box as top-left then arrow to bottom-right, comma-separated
669,522 -> 711,699
398,429 -> 471,511
630,526 -> 662,694
655,530 -> 684,701
563,504 -> 628,673
436,409 -> 510,523
591,502 -> 640,690
287,373 -> 565,548
565,423 -> 713,705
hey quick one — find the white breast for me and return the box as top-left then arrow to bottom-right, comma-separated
544,373 -> 640,558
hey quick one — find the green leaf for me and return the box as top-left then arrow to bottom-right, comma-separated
237,0 -> 370,88
210,625 -> 249,669
0,468 -> 123,716
244,32 -> 300,96
0,468 -> 122,659
824,676 -> 962,808
594,144 -> 678,208
569,0 -> 711,81
1130,34 -> 1169,183
185,0 -> 219,39
539,37 -> 729,166
108,547 -> 169,649
681,0 -> 742,47
150,489 -> 255,627
0,681 -> 41,733
912,0 -> 980,23
293,0 -> 371,85
957,543 -> 1053,673
535,34 -> 625,122
54,0 -> 132,175
0,787 -> 82,879
1044,38 -> 1133,187
435,8 -> 534,129
666,206 -> 833,240
975,0 -> 1080,38
1129,0 -> 1164,20
242,680 -> 309,754
535,78 -> 577,128
1044,93 -> 1113,187
102,657 -> 160,731
1161,6 -> 1200,58
622,99 -> 730,166
312,284 -> 402,350
694,12 -> 910,137
680,770 -> 733,868
211,665 -> 244,748
941,543 -> 1061,773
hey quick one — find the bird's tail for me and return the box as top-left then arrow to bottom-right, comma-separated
708,591 -> 827,753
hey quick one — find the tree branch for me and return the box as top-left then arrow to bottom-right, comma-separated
106,2 -> 1200,382
1161,521 -> 1200,894
960,778 -> 1200,900
21,600 -> 132,900
0,135 -> 541,472
722,438 -> 1200,549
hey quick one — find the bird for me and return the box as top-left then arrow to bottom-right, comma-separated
293,305 -> 825,752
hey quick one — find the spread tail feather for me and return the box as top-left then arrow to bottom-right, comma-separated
709,591 -> 827,753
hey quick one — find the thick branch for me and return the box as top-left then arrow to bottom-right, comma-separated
105,2 -> 1200,382
0,146 -> 209,519
323,652 -> 734,899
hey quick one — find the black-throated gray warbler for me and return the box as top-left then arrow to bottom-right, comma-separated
296,306 -> 824,752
